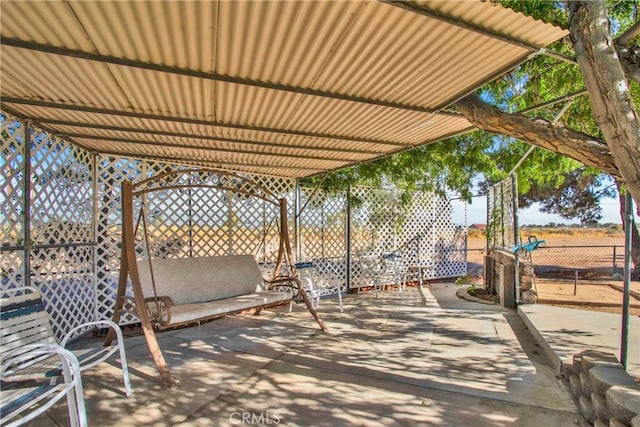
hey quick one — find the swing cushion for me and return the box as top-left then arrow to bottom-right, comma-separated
155,291 -> 291,325
137,255 -> 268,305
135,255 -> 294,326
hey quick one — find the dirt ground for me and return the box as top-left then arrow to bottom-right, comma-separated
533,279 -> 640,316
466,230 -> 640,316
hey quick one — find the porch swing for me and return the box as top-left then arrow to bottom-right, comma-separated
105,169 -> 327,388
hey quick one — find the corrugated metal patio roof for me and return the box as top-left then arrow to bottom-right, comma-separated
0,0 -> 567,179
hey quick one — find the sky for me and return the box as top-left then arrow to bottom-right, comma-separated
452,195 -> 627,226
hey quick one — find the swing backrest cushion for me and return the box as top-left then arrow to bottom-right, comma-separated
137,255 -> 265,305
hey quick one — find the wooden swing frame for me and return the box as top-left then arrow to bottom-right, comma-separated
105,169 -> 327,388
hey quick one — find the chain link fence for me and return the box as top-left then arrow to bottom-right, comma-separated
465,243 -> 629,280
529,245 -> 627,279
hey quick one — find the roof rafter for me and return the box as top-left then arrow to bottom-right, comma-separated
31,118 -> 381,156
67,133 -> 360,163
97,149 -> 323,174
1,97 -> 408,148
1,37 -> 463,117
384,1 -> 576,65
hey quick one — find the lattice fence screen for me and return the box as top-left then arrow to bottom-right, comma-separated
1,114 -> 25,292
297,188 -> 348,295
487,175 -> 518,251
348,187 -> 466,286
3,111 -> 467,335
299,186 -> 467,291
1,113 -> 95,340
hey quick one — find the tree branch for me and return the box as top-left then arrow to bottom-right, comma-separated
455,93 -> 621,178
616,19 -> 640,46
613,15 -> 639,83
569,1 -> 640,213
615,40 -> 640,83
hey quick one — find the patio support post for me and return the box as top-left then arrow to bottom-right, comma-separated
295,182 -> 301,261
499,183 -> 505,248
227,191 -> 233,255
321,198 -> 325,259
91,153 -> 99,322
346,185 -> 352,291
512,173 -> 520,304
22,121 -> 31,288
620,190 -> 633,368
486,189 -> 490,253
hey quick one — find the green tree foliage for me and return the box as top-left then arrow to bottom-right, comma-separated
302,132 -> 495,204
302,1 -> 638,224
520,168 -> 616,224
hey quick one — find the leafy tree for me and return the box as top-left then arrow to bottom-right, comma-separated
468,0 -> 640,274
456,0 -> 639,209
519,169 -> 616,224
303,0 -> 640,273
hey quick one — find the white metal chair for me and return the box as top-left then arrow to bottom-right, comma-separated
1,343 -> 87,427
356,253 -> 385,298
0,286 -> 132,397
295,262 -> 344,312
381,253 -> 406,294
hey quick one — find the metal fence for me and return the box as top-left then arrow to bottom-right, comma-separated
464,244 -> 629,279
1,111 -> 468,337
529,245 -> 627,279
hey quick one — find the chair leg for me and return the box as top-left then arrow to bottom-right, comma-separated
67,376 -> 87,427
107,323 -> 133,397
337,287 -> 343,313
117,343 -> 132,397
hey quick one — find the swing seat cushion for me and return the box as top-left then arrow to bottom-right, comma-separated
136,255 -> 294,327
155,291 -> 291,325
138,255 -> 267,305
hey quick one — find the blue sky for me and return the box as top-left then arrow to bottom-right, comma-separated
454,196 -> 626,226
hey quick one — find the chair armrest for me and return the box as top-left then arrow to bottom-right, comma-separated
143,295 -> 175,306
143,296 -> 175,324
1,343 -> 81,383
60,320 -> 126,347
264,276 -> 302,299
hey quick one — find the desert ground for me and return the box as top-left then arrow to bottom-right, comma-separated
465,227 -> 640,316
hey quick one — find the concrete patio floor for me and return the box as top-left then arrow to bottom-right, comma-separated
519,303 -> 640,377
37,284 -> 584,426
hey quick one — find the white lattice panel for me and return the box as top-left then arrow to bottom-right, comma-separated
30,246 -> 95,340
0,250 -> 24,290
427,196 -> 466,278
1,113 -> 25,247
189,188 -> 230,257
347,187 -> 466,285
349,187 -> 401,287
95,156 -> 144,323
1,115 -> 97,339
30,127 -> 93,245
146,188 -> 191,258
298,188 -> 348,294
